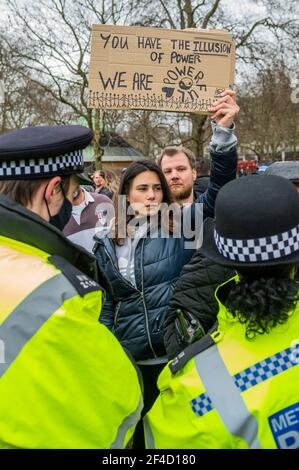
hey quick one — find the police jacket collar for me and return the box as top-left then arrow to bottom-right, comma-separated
0,194 -> 107,287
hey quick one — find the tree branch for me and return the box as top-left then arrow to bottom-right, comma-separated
192,0 -> 206,16
201,0 -> 221,29
183,0 -> 196,28
236,18 -> 270,48
158,0 -> 177,28
177,0 -> 185,29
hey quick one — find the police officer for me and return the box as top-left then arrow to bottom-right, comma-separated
0,125 -> 142,448
145,175 -> 299,449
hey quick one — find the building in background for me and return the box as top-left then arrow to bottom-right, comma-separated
83,132 -> 144,173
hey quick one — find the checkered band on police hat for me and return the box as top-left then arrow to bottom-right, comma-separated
214,225 -> 299,263
0,149 -> 83,179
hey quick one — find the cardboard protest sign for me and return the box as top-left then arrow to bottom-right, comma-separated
88,25 -> 235,114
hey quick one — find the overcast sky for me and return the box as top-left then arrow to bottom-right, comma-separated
0,0 -> 268,21
222,0 -> 266,16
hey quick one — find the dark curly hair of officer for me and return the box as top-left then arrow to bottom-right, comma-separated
225,264 -> 299,340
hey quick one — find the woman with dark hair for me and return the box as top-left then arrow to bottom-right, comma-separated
92,170 -> 113,199
145,174 -> 299,449
93,159 -> 199,447
112,160 -> 174,243
225,264 -> 298,340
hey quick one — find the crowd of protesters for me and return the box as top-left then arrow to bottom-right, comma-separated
0,88 -> 299,450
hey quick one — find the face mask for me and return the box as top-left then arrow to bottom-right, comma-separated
45,184 -> 73,231
49,196 -> 73,231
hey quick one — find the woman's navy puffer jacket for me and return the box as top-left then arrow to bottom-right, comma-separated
94,230 -> 194,360
94,146 -> 238,361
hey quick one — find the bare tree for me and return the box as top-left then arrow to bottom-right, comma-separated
237,61 -> 299,161
2,0 -> 131,167
2,0 -> 299,161
128,0 -> 299,156
0,37 -> 66,132
121,110 -> 179,157
122,110 -> 209,158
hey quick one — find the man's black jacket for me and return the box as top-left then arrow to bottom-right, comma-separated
164,251 -> 235,359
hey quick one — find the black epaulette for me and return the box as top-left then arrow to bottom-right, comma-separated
49,255 -> 103,298
169,327 -> 222,374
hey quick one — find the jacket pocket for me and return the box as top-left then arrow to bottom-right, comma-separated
153,311 -> 166,333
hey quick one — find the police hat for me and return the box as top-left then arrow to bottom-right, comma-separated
201,175 -> 299,267
265,161 -> 299,183
76,173 -> 94,186
0,125 -> 93,180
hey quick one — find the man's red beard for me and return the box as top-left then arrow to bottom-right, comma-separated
170,183 -> 193,202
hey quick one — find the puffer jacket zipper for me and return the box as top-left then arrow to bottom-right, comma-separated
113,301 -> 122,329
140,238 -> 157,358
102,242 -> 140,291
100,237 -> 157,357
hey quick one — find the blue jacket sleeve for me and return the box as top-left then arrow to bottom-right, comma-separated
196,146 -> 238,220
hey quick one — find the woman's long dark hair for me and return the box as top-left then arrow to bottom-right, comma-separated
225,264 -> 299,339
113,159 -> 174,244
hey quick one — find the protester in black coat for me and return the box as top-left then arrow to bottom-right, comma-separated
164,251 -> 235,359
193,158 -> 211,196
193,175 -> 210,196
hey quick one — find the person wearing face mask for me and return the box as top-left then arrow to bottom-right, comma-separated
0,125 -> 143,448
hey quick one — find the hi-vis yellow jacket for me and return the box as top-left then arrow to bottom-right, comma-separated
0,195 -> 143,449
145,277 -> 299,449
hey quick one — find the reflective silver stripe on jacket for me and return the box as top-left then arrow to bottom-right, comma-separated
143,414 -> 155,449
194,345 -> 261,448
0,274 -> 78,377
110,396 -> 144,449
